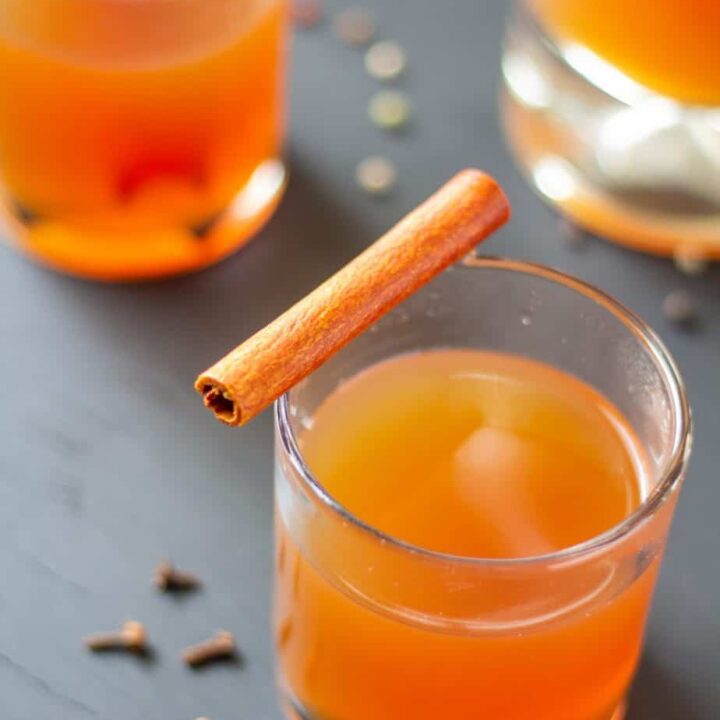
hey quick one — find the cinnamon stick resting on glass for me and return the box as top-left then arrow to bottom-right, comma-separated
196,169 -> 510,426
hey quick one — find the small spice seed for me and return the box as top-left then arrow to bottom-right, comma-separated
662,290 -> 695,325
334,7 -> 376,47
673,247 -> 708,276
369,90 -> 411,131
154,559 -> 201,592
292,0 -> 323,29
355,156 -> 397,196
84,620 -> 148,653
182,630 -> 237,667
365,41 -> 407,81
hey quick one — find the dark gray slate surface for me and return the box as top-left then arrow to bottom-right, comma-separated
0,1 -> 718,718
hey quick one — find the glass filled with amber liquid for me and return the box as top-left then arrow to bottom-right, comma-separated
502,1 -> 720,259
274,257 -> 690,720
0,0 -> 288,280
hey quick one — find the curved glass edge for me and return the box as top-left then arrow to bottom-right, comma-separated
275,257 -> 692,569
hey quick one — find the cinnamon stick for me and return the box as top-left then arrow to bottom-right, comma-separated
196,169 -> 510,425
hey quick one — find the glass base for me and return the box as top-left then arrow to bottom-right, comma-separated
0,158 -> 287,281
279,687 -> 628,720
501,8 -> 720,258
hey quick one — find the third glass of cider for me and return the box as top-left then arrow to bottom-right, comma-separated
274,257 -> 691,720
502,1 -> 720,258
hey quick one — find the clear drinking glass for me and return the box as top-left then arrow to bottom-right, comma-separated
273,257 -> 690,720
501,0 -> 720,259
0,0 -> 288,280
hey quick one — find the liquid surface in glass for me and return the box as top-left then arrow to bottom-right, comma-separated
303,349 -> 644,558
531,0 -> 720,104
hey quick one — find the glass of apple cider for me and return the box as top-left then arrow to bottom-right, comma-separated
502,1 -> 720,259
0,0 -> 288,280
273,257 -> 690,720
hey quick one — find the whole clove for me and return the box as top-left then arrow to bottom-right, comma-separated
334,7 -> 376,47
84,620 -> 148,654
292,0 -> 323,28
182,630 -> 237,668
154,559 -> 201,593
663,290 -> 696,325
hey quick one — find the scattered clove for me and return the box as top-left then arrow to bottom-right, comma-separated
292,0 -> 323,29
154,559 -> 201,593
355,156 -> 397,196
182,630 -> 237,668
84,620 -> 148,654
369,90 -> 412,131
662,290 -> 696,326
673,247 -> 708,276
334,7 -> 376,47
365,41 -> 407,81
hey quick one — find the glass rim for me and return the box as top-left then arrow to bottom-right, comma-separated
275,256 -> 692,568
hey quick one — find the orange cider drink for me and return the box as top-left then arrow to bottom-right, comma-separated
0,0 -> 288,279
502,1 -> 720,257
531,0 -> 720,105
274,259 -> 690,720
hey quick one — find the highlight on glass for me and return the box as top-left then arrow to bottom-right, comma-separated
0,0 -> 288,280
273,257 -> 691,720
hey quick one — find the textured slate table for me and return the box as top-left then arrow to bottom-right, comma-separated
0,1 -> 718,718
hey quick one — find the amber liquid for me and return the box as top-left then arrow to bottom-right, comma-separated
532,0 -> 720,105
276,350 -> 655,720
0,0 -> 287,279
